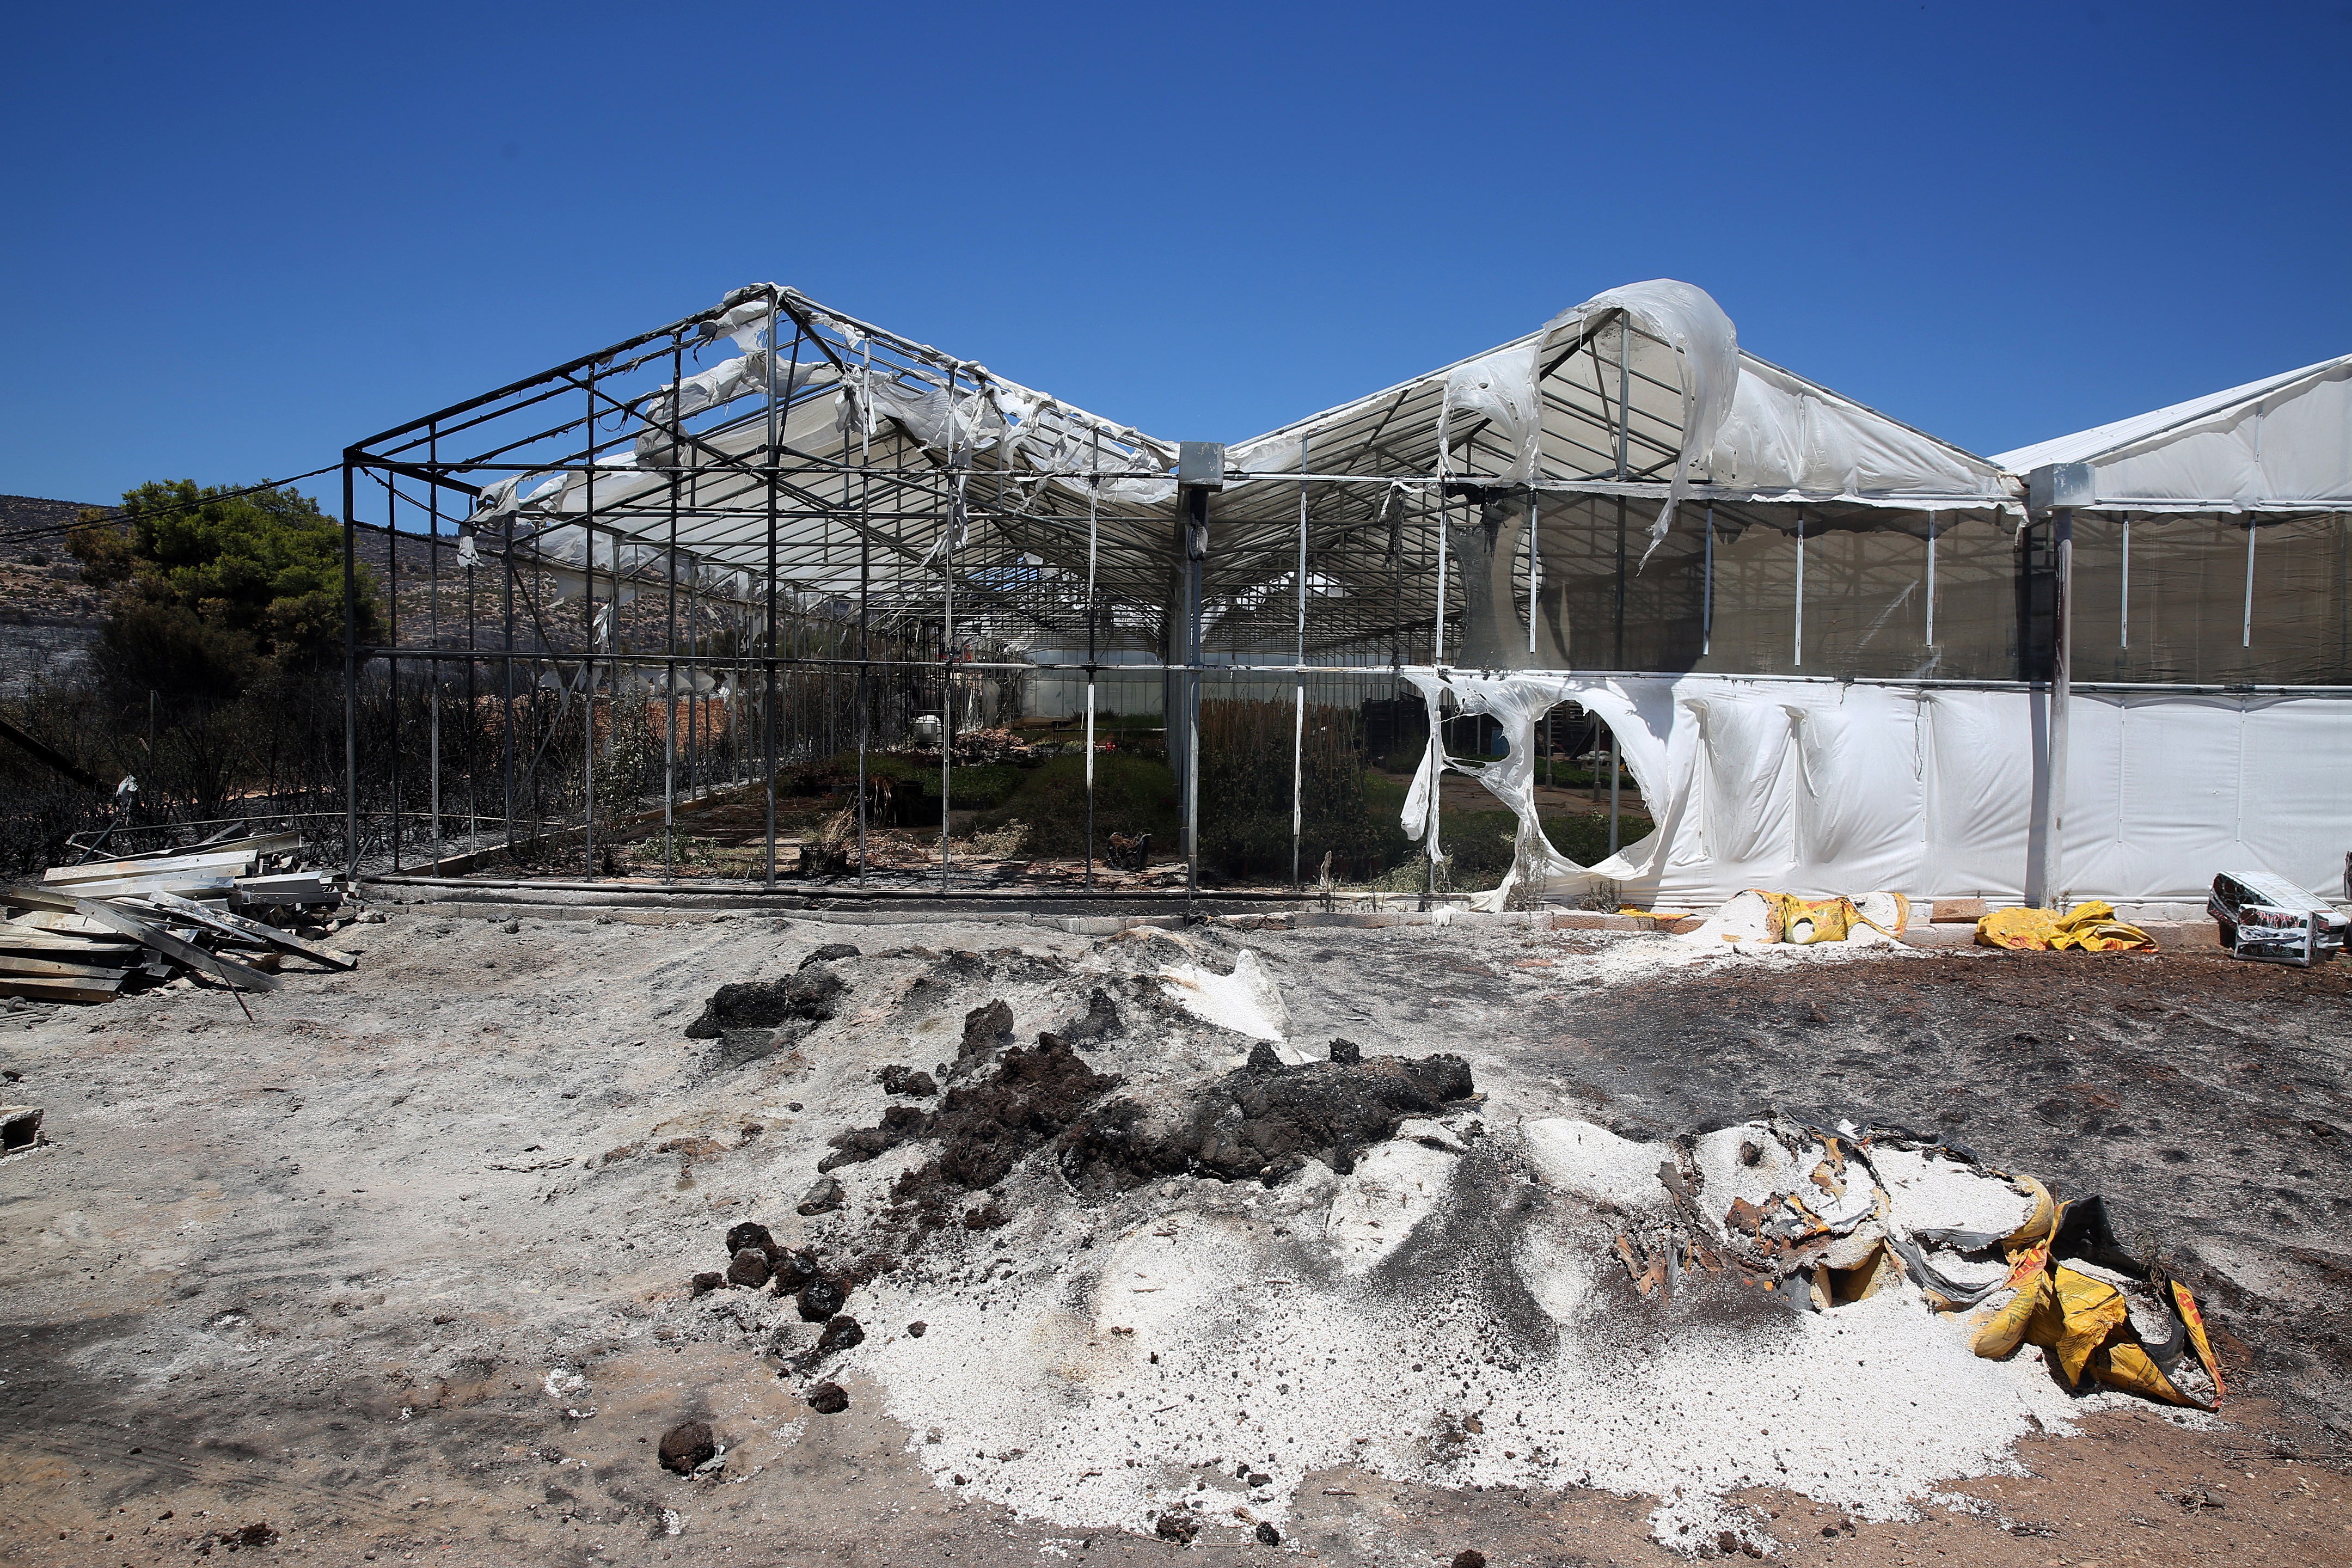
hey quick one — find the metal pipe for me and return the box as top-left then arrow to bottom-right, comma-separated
856,337 -> 873,886
1608,725 -> 1621,856
2045,509 -> 2075,905
664,332 -> 681,881
2119,514 -> 2130,651
425,439 -> 441,869
941,364 -> 959,892
581,378 -> 597,879
1085,427 -> 1099,892
2243,520 -> 2257,649
1793,510 -> 1805,668
388,475 -> 401,872
501,514 -> 516,862
763,292 -> 781,889
1925,511 -> 1937,647
1701,503 -> 1714,658
341,456 -> 360,877
1293,437 -> 1307,890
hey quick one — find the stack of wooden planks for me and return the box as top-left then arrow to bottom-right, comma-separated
3,833 -> 357,1003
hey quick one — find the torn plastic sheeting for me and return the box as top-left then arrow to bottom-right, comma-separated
1681,889 -> 1910,947
1961,1196 -> 2224,1409
1396,669 -> 1675,908
1391,670 -> 2352,906
1710,355 -> 2015,507
634,352 -> 838,431
860,372 -> 1008,457
1443,343 -> 1543,483
1150,944 -> 1294,1048
1541,280 -> 1741,559
1228,430 -> 1304,476
698,292 -> 778,351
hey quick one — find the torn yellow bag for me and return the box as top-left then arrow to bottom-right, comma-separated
1963,1200 -> 2219,1408
1750,890 -> 1908,945
1976,901 -> 2157,953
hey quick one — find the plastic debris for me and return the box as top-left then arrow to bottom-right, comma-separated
1682,889 -> 1909,946
1975,901 -> 2156,952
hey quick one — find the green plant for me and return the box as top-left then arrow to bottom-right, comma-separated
966,752 -> 1179,857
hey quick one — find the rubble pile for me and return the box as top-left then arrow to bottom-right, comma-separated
2,831 -> 359,1005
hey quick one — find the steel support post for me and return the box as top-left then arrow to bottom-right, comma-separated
940,367 -> 959,893
2045,507 -> 2074,906
1292,456 -> 1307,890
855,353 -> 872,885
1177,482 -> 1210,904
341,456 -> 360,878
389,477 -> 401,872
581,376 -> 598,879
426,426 -> 442,870
664,332 -> 681,882
501,514 -> 516,862
762,295 -> 781,889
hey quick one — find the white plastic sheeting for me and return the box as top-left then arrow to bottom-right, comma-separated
1401,669 -> 2352,906
1545,280 -> 1742,550
1709,356 -> 2015,507
1442,342 -> 1544,482
1995,353 -> 2352,511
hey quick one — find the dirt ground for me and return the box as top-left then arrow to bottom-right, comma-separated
3,910 -> 2349,1566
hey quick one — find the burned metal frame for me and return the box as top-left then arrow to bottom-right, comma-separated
340,283 -> 2176,903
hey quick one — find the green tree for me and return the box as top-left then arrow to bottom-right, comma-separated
104,480 -> 376,667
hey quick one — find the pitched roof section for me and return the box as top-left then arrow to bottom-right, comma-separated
1995,353 -> 2352,510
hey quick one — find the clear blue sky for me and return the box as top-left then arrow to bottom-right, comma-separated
4,1 -> 2347,513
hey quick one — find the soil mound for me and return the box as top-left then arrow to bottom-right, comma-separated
1061,1047 -> 1475,1186
886,1030 -> 1122,1214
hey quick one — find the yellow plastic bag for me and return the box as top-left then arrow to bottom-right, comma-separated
1976,901 -> 2157,953
1750,891 -> 1906,945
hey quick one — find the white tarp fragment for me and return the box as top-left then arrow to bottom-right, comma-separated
1711,357 -> 2012,505
1154,947 -> 1293,1045
1443,344 -> 1543,482
858,372 -> 1008,455
1543,280 -> 1741,558
636,353 -> 838,429
1229,430 -> 1305,475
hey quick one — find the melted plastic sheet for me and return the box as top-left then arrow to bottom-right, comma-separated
1400,669 -> 2352,906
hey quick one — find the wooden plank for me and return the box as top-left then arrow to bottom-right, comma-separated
35,874 -> 238,900
45,848 -> 260,885
135,892 -> 357,971
3,888 -> 282,993
0,932 -> 135,956
0,974 -> 121,1002
0,954 -> 134,982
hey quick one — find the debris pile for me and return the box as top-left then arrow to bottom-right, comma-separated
3,832 -> 358,1004
658,935 -> 2231,1558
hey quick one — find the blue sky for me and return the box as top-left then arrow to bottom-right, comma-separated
3,1 -> 2347,512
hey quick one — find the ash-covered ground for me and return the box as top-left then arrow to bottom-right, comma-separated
2,910 -> 2348,1567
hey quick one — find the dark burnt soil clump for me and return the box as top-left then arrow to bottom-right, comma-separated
684,963 -> 847,1040
885,1030 -> 1122,1220
1061,1044 -> 1475,1188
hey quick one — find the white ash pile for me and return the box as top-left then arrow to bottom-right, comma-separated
659,928 -> 2207,1559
